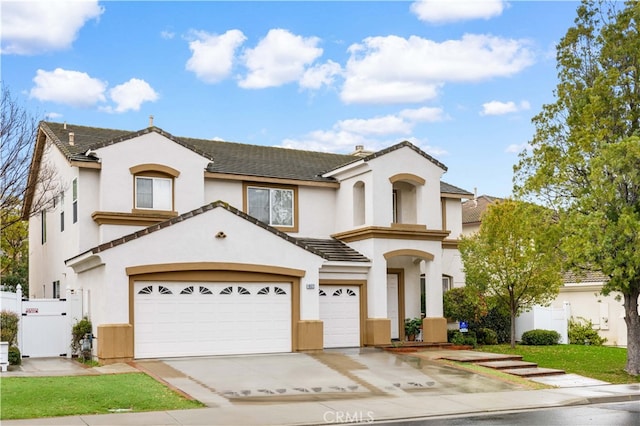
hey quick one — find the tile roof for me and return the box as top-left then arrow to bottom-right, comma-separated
296,238 -> 370,263
563,270 -> 608,284
41,121 -> 469,192
66,201 -> 369,264
462,195 -> 502,224
441,181 -> 474,197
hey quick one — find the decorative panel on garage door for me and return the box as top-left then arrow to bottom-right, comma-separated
134,282 -> 291,358
319,285 -> 360,348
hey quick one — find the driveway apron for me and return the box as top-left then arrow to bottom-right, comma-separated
134,348 -> 524,407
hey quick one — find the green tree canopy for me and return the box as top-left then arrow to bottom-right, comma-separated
460,199 -> 563,348
514,0 -> 640,375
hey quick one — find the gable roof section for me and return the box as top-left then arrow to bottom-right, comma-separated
441,181 -> 474,198
41,121 -> 215,163
359,141 -> 448,172
31,122 -> 470,213
65,200 -> 370,265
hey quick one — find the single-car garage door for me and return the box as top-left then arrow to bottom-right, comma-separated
319,285 -> 360,348
134,282 -> 291,358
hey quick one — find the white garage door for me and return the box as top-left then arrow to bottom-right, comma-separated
134,282 -> 291,358
319,285 -> 360,348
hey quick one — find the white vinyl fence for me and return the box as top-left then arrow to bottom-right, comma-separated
1,285 -> 84,358
515,303 -> 570,344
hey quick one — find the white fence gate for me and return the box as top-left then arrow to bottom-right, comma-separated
1,285 -> 84,358
515,303 -> 570,344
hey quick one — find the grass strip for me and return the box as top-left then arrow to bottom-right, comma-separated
476,344 -> 640,384
0,373 -> 203,420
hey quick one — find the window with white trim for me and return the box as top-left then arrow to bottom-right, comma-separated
60,191 -> 65,232
442,275 -> 452,294
41,209 -> 47,244
53,280 -> 60,299
135,176 -> 172,210
72,178 -> 78,223
247,186 -> 294,227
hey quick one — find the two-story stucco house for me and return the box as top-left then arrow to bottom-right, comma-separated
23,121 -> 472,363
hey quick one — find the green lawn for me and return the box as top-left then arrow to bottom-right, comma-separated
477,344 -> 640,384
0,373 -> 203,420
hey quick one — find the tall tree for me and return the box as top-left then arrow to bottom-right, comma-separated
1,207 -> 29,295
459,199 -> 563,348
514,1 -> 640,375
0,84 -> 58,231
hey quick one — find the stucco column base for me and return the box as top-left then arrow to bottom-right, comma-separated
422,317 -> 448,343
365,318 -> 391,346
97,324 -> 133,365
296,320 -> 323,351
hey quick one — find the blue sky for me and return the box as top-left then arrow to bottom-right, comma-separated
2,0 -> 580,197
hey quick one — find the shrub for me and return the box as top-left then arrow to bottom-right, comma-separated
568,317 -> 607,346
521,329 -> 561,345
71,317 -> 93,355
476,327 -> 498,345
8,345 -> 21,365
448,330 -> 477,347
475,307 -> 510,344
1,310 -> 19,344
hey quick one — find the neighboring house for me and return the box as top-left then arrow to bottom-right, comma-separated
551,271 -> 627,346
461,194 -> 502,236
23,121 -> 472,363
461,194 -> 628,346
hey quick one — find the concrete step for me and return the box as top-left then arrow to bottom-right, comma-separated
501,367 -> 566,378
475,360 -> 538,370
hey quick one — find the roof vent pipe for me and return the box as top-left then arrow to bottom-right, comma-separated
63,122 -> 67,130
149,115 -> 154,127
69,132 -> 75,146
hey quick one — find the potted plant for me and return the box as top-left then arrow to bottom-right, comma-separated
404,317 -> 422,341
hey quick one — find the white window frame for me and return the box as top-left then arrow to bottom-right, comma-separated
135,176 -> 173,211
246,186 -> 295,228
72,178 -> 78,224
442,275 -> 452,294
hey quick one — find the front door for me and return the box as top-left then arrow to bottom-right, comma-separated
386,274 -> 399,339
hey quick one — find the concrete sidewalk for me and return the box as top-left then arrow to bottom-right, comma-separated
2,383 -> 638,425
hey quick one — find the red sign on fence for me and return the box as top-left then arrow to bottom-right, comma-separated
25,307 -> 39,314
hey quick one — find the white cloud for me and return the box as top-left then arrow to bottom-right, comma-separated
44,112 -> 63,120
299,60 -> 342,90
338,115 -> 413,136
399,107 -> 447,122
481,100 -> 530,115
1,0 -> 103,55
506,143 -> 530,154
161,30 -> 175,40
280,107 -> 448,155
108,78 -> 159,113
411,0 -> 505,24
186,29 -> 246,83
342,34 -> 534,104
239,29 -> 323,89
29,68 -> 107,107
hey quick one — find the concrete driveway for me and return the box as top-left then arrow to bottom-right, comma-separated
133,348 -> 524,407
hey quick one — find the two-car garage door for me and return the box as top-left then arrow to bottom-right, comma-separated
134,282 -> 291,358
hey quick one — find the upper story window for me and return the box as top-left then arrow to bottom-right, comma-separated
130,164 -> 180,213
72,178 -> 78,223
135,176 -> 172,210
244,183 -> 297,231
41,209 -> 47,244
